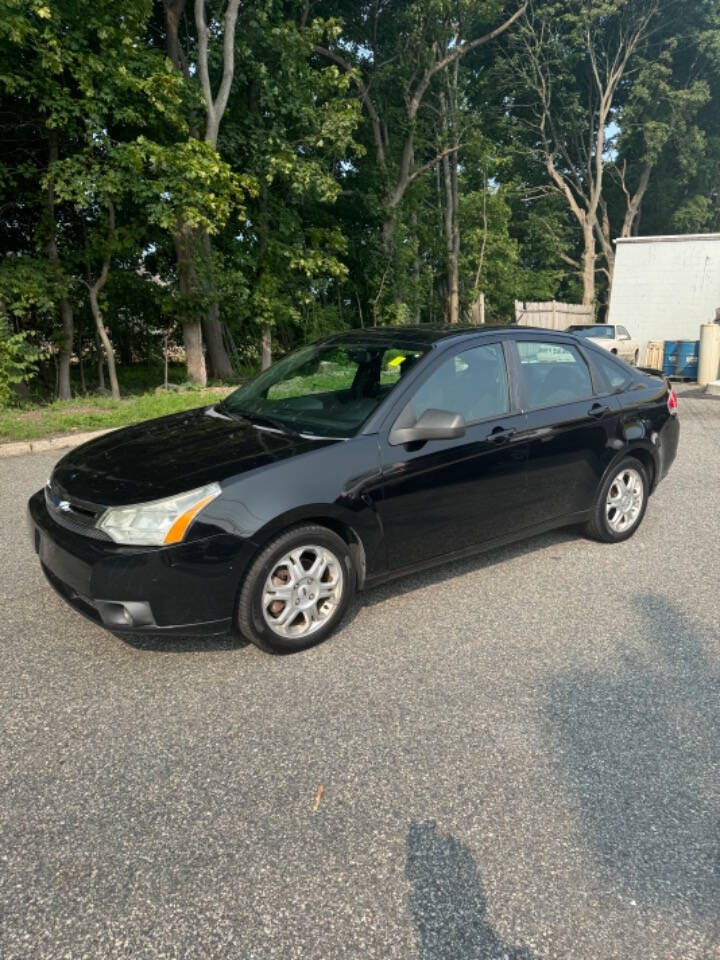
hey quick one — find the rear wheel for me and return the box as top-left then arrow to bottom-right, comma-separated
584,457 -> 648,543
633,350 -> 639,366
237,524 -> 355,652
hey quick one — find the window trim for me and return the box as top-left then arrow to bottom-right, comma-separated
381,339 -> 517,436
510,338 -> 599,412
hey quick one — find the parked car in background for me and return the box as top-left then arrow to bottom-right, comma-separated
568,323 -> 640,365
28,326 -> 679,653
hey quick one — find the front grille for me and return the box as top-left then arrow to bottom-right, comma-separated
44,485 -> 112,541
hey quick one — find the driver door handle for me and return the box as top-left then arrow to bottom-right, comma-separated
588,403 -> 610,419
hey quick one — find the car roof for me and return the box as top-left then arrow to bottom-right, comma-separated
568,323 -> 612,329
321,324 -> 575,349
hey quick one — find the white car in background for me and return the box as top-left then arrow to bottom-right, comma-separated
567,323 -> 640,366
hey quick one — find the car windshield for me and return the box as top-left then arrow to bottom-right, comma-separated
219,337 -> 429,438
569,324 -> 614,339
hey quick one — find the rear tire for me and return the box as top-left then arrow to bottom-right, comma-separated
584,457 -> 649,543
633,350 -> 639,366
237,524 -> 356,653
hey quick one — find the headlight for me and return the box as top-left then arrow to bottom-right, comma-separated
97,483 -> 221,546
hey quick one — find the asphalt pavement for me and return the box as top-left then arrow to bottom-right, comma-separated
2,399 -> 719,959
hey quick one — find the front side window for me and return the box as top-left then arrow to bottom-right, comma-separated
617,326 -> 630,339
518,341 -> 594,407
409,343 -> 510,424
221,339 -> 427,438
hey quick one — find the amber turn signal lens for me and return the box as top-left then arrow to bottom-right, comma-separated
163,493 -> 218,544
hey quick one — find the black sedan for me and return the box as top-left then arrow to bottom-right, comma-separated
28,326 -> 679,652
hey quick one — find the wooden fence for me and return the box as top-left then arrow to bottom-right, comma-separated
515,300 -> 593,330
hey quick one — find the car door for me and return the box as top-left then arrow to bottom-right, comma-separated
376,340 -> 530,571
511,338 -> 621,525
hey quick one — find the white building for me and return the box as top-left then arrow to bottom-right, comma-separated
608,233 -> 720,359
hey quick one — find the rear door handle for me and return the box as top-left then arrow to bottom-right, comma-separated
588,403 -> 610,419
489,425 -> 517,444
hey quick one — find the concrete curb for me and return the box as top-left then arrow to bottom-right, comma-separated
0,427 -> 116,459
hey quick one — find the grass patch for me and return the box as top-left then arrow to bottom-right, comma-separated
0,387 -> 234,443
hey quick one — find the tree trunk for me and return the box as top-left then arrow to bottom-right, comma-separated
203,302 -> 233,379
194,0 -> 240,379
96,335 -> 105,391
440,67 -> 460,325
411,211 -> 421,323
448,152 -> 460,324
88,286 -> 120,400
261,325 -> 272,370
199,230 -> 233,379
173,229 -> 207,386
78,330 -> 86,393
45,129 -> 74,401
581,220 -> 596,308
84,204 -> 120,400
184,320 -> 206,385
57,299 -> 74,399
164,2 -> 209,387
471,292 -> 485,325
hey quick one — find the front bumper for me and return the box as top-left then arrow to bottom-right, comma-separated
27,490 -> 257,636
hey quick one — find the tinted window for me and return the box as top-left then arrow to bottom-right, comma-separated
518,341 -> 594,407
592,350 -> 632,393
222,339 -> 428,437
569,325 -> 614,340
410,343 -> 509,424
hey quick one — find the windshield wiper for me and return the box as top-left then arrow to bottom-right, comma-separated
223,407 -> 302,437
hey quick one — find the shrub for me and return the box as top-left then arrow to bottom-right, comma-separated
0,319 -> 40,407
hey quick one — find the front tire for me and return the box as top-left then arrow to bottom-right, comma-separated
237,524 -> 356,653
584,457 -> 649,543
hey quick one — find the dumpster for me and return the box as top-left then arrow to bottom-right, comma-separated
675,340 -> 700,380
663,341 -> 679,377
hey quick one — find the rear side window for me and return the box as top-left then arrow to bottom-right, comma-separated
411,343 -> 510,424
518,341 -> 594,408
617,326 -> 630,338
591,350 -> 632,393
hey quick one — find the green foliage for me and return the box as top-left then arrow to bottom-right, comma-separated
0,318 -> 41,407
0,0 -> 718,418
0,258 -> 56,321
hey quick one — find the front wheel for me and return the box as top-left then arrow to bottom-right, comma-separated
584,458 -> 649,543
237,524 -> 356,653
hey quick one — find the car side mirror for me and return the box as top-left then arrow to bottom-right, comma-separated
389,407 -> 466,446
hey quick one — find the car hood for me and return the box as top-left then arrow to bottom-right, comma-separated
51,404 -> 336,507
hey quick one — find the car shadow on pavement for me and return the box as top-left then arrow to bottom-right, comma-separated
406,820 -> 536,960
543,593 -> 719,916
115,631 -> 250,654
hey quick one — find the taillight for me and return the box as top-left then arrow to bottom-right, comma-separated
667,387 -> 678,415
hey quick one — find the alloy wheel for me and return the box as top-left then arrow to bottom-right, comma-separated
261,545 -> 344,639
605,467 -> 644,534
